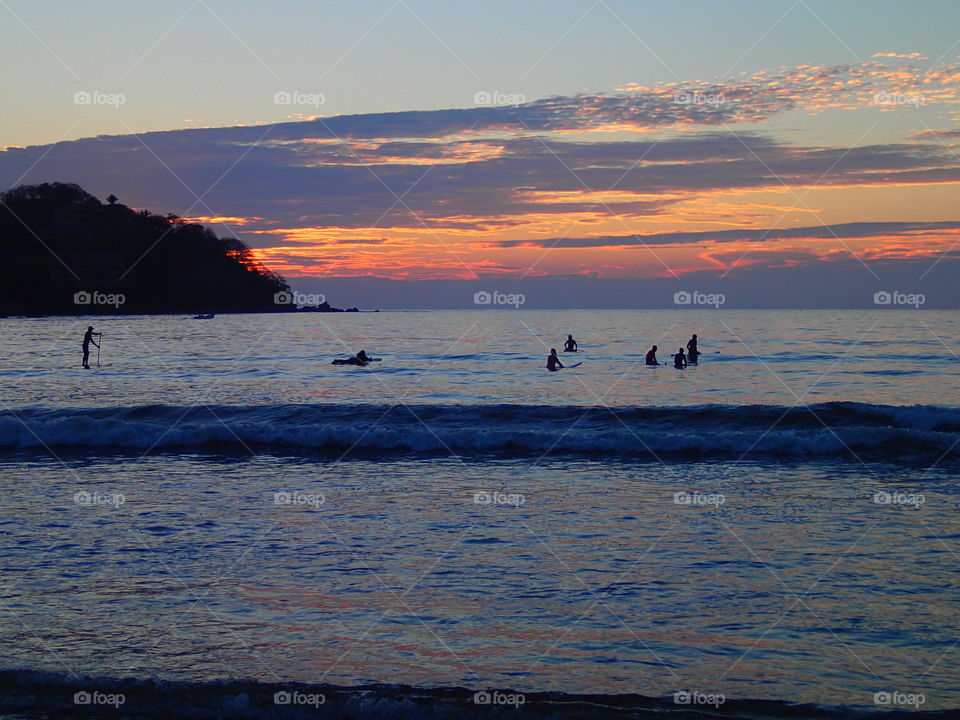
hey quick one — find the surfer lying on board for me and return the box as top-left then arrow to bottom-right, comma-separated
332,350 -> 370,366
563,335 -> 578,352
687,334 -> 699,363
674,348 -> 687,369
547,348 -> 564,371
645,345 -> 660,366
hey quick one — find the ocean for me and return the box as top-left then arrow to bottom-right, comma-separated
0,309 -> 957,718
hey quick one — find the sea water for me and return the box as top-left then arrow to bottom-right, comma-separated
0,310 -> 957,716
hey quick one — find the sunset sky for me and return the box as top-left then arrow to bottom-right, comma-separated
2,0 -> 959,305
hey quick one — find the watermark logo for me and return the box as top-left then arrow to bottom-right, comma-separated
274,290 -> 326,307
873,491 -> 925,508
74,290 -> 125,308
474,90 -> 525,107
73,690 -> 125,708
873,691 -> 925,708
873,91 -> 926,108
273,690 -> 326,707
274,491 -> 326,508
673,290 -> 725,308
73,90 -> 125,108
673,690 -> 725,708
674,491 -> 725,508
274,90 -> 325,108
473,290 -> 525,308
673,91 -> 725,107
74,491 -> 125,508
473,690 -> 525,708
873,290 -> 925,308
474,490 -> 525,508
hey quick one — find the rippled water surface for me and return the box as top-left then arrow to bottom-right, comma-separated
0,310 -> 958,712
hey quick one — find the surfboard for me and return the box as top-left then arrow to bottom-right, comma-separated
567,362 -> 582,368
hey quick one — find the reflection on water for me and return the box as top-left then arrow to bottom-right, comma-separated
1,455 -> 957,709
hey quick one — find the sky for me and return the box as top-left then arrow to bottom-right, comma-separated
2,0 -> 959,307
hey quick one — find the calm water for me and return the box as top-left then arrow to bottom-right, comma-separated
2,309 -> 957,408
0,310 -> 958,713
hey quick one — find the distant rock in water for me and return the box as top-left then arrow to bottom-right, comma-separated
0,182 -> 295,315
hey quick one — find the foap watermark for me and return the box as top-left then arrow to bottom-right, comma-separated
74,290 -> 125,308
873,691 -> 925,708
474,90 -> 525,107
274,90 -> 325,108
74,90 -> 125,108
873,290 -> 925,308
73,690 -> 125,708
74,491 -> 125,508
274,491 -> 326,508
673,690 -> 725,708
274,290 -> 325,308
873,91 -> 926,108
474,490 -> 525,508
273,690 -> 325,708
473,690 -> 525,708
674,491 -> 725,508
873,490 -> 925,509
673,90 -> 725,107
473,290 -> 525,308
673,290 -> 725,308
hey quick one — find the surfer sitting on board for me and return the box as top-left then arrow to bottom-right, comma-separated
674,348 -> 687,369
645,345 -> 660,366
82,326 -> 100,369
563,335 -> 578,352
686,334 -> 699,363
547,348 -> 565,371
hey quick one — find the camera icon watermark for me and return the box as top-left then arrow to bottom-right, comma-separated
74,290 -> 125,308
74,490 -> 125,508
674,491 -> 725,507
473,90 -> 525,107
673,690 -> 725,707
473,690 -> 525,707
274,90 -> 325,108
873,91 -> 926,108
273,690 -> 325,707
673,290 -> 725,308
73,690 -> 125,708
873,490 -> 925,508
873,290 -> 925,308
873,691 -> 925,707
73,90 -> 126,108
673,90 -> 725,106
274,290 -> 326,307
473,290 -> 525,308
473,490 -> 525,508
274,491 -> 325,508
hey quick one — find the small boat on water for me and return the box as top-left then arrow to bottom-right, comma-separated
193,313 -> 215,320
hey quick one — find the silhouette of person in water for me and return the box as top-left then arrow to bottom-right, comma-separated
547,348 -> 564,371
645,345 -> 659,366
82,326 -> 99,369
564,335 -> 578,352
332,350 -> 370,366
674,348 -> 687,369
686,334 -> 699,363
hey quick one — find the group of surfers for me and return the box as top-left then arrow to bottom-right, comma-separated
331,333 -> 702,372
547,333 -> 700,371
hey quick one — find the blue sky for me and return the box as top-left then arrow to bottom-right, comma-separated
3,0 -> 959,147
